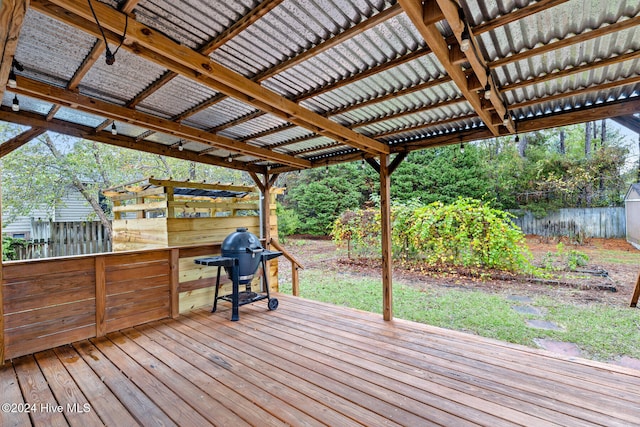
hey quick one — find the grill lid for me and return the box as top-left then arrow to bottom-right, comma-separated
221,227 -> 262,253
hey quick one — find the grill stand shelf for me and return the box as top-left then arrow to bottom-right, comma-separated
195,251 -> 282,321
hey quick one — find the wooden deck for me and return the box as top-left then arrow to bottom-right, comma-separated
1,293 -> 639,427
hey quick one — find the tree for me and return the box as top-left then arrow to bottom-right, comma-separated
0,125 -> 248,236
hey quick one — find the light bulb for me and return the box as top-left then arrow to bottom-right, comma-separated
8,69 -> 17,89
111,122 -> 117,135
178,141 -> 184,151
12,95 -> 19,112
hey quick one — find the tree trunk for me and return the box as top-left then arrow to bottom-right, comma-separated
600,119 -> 606,146
189,161 -> 196,180
43,135 -> 113,237
637,134 -> 640,183
517,134 -> 528,158
585,121 -> 592,158
559,128 -> 566,155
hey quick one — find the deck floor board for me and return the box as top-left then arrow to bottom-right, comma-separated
1,293 -> 639,426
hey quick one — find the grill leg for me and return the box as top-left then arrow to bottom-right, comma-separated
212,266 -> 222,313
231,259 -> 240,321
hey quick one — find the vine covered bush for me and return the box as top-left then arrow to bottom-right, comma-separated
332,198 -> 535,273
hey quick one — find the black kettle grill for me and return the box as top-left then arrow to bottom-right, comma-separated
195,228 -> 282,321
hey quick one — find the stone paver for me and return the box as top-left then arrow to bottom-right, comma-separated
534,339 -> 582,357
526,319 -> 564,331
511,305 -> 543,316
506,295 -> 533,303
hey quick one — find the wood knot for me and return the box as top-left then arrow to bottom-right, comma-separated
202,63 -> 212,72
141,28 -> 152,36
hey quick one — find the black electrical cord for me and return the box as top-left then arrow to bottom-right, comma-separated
88,0 -> 128,65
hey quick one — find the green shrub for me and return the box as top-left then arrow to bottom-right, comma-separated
276,203 -> 301,242
2,235 -> 27,261
333,198 -> 536,273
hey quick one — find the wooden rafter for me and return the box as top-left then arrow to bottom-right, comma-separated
472,0 -> 571,35
13,75 -> 310,168
612,115 -> 640,135
434,0 -> 514,133
215,0 -> 574,131
490,16 -> 640,69
398,0 -> 501,136
126,0 -> 285,109
45,0 -> 140,119
0,106 -> 265,172
0,0 -> 28,101
501,51 -> 640,93
0,126 -> 45,157
36,0 -> 390,157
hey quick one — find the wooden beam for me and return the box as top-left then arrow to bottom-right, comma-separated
490,16 -> 640,69
473,0 -> 571,35
0,0 -> 28,103
14,75 -> 310,168
397,0 -> 500,136
253,4 -> 404,83
508,76 -> 640,112
224,0 -> 576,131
0,127 -> 46,157
379,153 -> 393,321
365,158 -> 380,174
502,50 -> 640,93
611,115 -> 640,135
67,0 -> 139,89
326,75 -> 452,116
434,0 -> 514,133
37,0 -> 390,156
199,0 -> 285,55
170,249 -> 180,318
0,106 -> 266,172
349,97 -> 465,129
388,152 -> 407,175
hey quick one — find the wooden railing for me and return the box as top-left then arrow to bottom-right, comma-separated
0,241 -> 279,362
270,239 -> 304,296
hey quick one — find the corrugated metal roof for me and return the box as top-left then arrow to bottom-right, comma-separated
2,0 -> 637,171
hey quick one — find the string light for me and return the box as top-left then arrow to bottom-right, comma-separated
227,154 -> 233,162
111,122 -> 117,135
88,0 -> 128,65
503,113 -> 510,127
484,68 -> 492,100
515,134 -> 520,143
8,69 -> 17,89
460,25 -> 471,52
178,141 -> 184,151
460,143 -> 465,154
12,95 -> 19,112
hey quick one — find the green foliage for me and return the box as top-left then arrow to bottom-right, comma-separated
2,235 -> 27,261
394,198 -> 534,272
391,145 -> 492,205
333,198 -> 535,273
283,164 -> 373,235
331,208 -> 380,258
276,203 -> 301,241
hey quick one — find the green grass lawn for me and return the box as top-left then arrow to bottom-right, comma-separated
279,269 -> 640,362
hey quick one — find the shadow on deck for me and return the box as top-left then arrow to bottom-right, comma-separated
1,293 -> 639,426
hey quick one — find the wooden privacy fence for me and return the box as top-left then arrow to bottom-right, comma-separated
1,240 -> 299,362
510,208 -> 626,239
16,220 -> 111,259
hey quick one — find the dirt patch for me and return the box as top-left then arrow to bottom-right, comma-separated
278,235 -> 640,307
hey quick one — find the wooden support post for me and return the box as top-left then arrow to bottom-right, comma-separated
95,256 -> 106,337
170,248 -> 179,318
380,153 -> 393,321
292,264 -> 299,296
166,186 -> 175,218
631,271 -> 640,308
